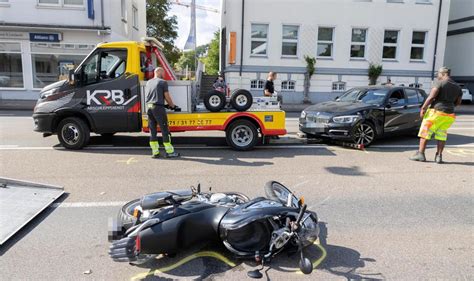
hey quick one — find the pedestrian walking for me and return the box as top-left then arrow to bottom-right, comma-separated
410,67 -> 463,163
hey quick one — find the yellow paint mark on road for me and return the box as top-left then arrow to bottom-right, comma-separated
116,157 -> 138,165
296,242 -> 327,274
130,251 -> 236,281
130,242 -> 327,280
446,149 -> 474,158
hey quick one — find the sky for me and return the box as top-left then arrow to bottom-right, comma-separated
168,0 -> 221,49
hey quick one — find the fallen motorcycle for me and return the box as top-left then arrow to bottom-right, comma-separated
108,181 -> 320,278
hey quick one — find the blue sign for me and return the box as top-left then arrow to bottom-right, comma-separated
87,0 -> 95,20
29,33 -> 60,42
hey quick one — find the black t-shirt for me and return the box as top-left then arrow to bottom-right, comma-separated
431,79 -> 462,114
264,80 -> 274,94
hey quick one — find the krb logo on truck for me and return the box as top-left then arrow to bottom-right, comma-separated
32,38 -> 286,150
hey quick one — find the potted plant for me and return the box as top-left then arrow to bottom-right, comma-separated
368,63 -> 383,85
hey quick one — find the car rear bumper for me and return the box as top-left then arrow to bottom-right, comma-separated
299,118 -> 354,140
32,112 -> 56,134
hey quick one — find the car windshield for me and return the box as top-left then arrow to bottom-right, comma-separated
338,88 -> 389,105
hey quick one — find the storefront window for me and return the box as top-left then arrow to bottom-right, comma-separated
31,43 -> 93,88
0,42 -> 24,88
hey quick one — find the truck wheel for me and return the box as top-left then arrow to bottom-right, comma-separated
230,90 -> 253,111
57,117 -> 90,149
226,119 -> 258,151
204,90 -> 226,112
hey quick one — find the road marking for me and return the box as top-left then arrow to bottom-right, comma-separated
50,201 -> 127,208
130,251 -> 237,281
116,157 -> 138,165
1,144 -> 474,151
130,242 -> 327,280
446,148 -> 474,158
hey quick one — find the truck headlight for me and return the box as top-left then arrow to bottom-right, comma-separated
40,88 -> 58,99
300,111 -> 307,119
332,115 -> 360,124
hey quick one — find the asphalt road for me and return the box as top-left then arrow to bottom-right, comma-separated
0,106 -> 473,280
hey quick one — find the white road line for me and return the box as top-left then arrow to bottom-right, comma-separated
1,144 -> 474,150
50,201 -> 127,208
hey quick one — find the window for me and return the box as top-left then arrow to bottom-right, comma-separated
250,79 -> 265,89
405,89 -> 420,105
99,50 -> 127,79
0,0 -> 9,3
383,30 -> 399,60
38,0 -> 83,6
282,25 -> 299,57
251,24 -> 268,56
388,90 -> 406,106
281,80 -> 295,91
332,82 -> 346,92
30,43 -> 94,88
317,27 -> 334,58
121,0 -> 127,21
132,6 -> 138,29
350,28 -> 367,59
0,42 -> 23,88
410,31 -> 426,60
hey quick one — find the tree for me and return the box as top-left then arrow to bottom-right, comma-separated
146,0 -> 181,65
176,50 -> 197,71
202,31 -> 220,75
368,63 -> 383,85
303,56 -> 316,104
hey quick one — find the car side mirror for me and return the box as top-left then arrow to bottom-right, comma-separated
334,96 -> 339,101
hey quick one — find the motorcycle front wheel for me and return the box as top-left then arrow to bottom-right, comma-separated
264,181 -> 299,207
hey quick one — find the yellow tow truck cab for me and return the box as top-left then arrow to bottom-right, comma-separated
32,38 -> 286,150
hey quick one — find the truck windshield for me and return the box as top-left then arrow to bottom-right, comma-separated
338,88 -> 389,105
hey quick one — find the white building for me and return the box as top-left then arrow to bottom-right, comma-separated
0,0 -> 146,105
444,0 -> 474,93
220,0 -> 451,104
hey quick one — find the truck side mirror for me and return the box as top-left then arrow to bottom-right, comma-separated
68,69 -> 75,85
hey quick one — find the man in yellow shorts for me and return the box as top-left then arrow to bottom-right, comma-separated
410,67 -> 462,163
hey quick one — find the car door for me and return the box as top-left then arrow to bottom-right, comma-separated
384,88 -> 410,133
77,48 -> 139,133
404,88 -> 423,129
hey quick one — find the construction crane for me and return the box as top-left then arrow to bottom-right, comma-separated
170,0 -> 220,13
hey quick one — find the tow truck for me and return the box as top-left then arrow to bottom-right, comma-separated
32,38 -> 286,151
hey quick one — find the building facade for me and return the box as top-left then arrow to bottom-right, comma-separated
220,0 -> 451,104
444,0 -> 474,93
0,0 -> 146,104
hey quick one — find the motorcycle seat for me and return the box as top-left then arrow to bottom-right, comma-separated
140,189 -> 193,210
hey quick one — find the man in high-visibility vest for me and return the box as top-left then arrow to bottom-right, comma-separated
410,67 -> 462,163
145,67 -> 180,158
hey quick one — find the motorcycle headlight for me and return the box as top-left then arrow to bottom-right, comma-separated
332,115 -> 360,124
300,111 -> 307,119
40,88 -> 59,99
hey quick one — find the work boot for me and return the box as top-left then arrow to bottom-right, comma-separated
409,151 -> 426,162
435,153 -> 443,164
149,141 -> 160,158
165,152 -> 180,158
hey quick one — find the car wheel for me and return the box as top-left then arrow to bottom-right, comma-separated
204,90 -> 226,112
352,122 -> 376,147
226,119 -> 258,151
230,89 -> 253,111
57,117 -> 90,149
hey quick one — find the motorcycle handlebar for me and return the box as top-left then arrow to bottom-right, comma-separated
295,204 -> 307,226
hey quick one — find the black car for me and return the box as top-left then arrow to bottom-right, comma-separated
299,86 -> 427,146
